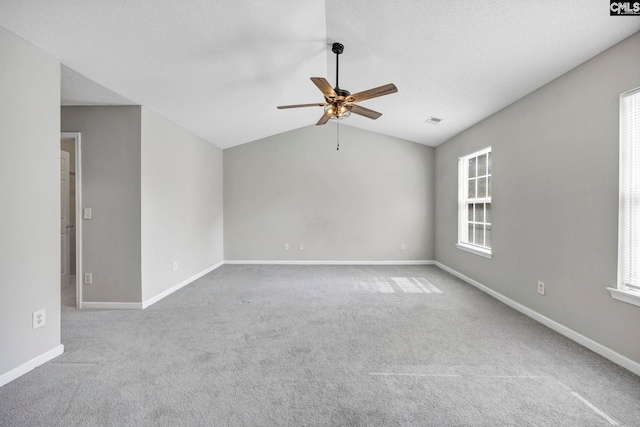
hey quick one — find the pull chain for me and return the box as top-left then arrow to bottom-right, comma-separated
337,121 -> 340,150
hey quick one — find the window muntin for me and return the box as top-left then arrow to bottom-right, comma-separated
458,147 -> 492,258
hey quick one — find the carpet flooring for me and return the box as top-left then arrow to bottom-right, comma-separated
1,264 -> 639,426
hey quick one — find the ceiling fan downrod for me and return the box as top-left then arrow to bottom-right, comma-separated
331,42 -> 348,96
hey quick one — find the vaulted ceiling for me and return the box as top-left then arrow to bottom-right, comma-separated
1,1 -> 638,149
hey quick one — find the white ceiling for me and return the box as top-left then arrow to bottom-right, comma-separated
61,65 -> 135,106
1,1 -> 638,149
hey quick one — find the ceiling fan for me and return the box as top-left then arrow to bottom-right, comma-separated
277,42 -> 398,125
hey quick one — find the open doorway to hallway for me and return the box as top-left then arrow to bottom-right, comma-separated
60,132 -> 82,309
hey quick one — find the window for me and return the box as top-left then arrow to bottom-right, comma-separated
610,87 -> 640,307
457,147 -> 492,259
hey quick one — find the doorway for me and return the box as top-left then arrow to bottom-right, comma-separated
61,132 -> 82,309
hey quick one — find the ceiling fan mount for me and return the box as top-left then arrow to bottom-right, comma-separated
277,42 -> 397,126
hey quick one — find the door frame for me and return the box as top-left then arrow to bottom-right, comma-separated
61,132 -> 83,309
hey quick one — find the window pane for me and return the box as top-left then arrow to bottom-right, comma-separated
475,224 -> 484,247
478,154 -> 487,176
475,203 -> 484,223
477,177 -> 487,198
469,157 -> 477,178
620,88 -> 640,290
459,147 -> 492,254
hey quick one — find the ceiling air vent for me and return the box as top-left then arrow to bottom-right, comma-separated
425,116 -> 443,125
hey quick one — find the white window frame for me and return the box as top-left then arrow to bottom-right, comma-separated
609,87 -> 640,307
456,146 -> 493,259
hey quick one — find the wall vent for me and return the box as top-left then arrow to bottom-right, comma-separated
425,116 -> 443,125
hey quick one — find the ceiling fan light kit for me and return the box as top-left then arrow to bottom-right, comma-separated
324,103 -> 350,119
277,42 -> 398,126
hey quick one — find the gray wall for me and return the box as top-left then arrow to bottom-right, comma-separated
62,106 -> 142,303
435,32 -> 640,365
224,124 -> 435,261
0,28 -> 61,375
140,107 -> 224,301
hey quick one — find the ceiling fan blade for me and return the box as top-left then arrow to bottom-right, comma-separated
348,104 -> 382,120
277,103 -> 327,109
316,113 -> 331,126
310,77 -> 337,100
346,83 -> 398,103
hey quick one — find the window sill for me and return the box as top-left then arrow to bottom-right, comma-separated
456,243 -> 493,259
607,287 -> 640,307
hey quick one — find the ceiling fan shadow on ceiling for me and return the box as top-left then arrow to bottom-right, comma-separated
277,42 -> 398,126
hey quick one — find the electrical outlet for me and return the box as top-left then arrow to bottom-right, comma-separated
284,244 -> 289,251
299,244 -> 304,251
84,273 -> 92,284
83,208 -> 92,220
33,309 -> 46,329
538,281 -> 545,295
173,262 -> 178,271
400,244 -> 406,251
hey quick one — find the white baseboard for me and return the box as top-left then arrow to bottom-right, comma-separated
0,344 -> 64,388
435,261 -> 640,377
81,261 -> 225,310
224,260 -> 435,265
82,302 -> 143,309
142,260 -> 225,309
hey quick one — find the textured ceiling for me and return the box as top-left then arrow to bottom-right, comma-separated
0,1 -> 638,149
61,65 -> 135,106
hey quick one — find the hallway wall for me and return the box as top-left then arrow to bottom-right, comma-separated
62,106 -> 143,303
